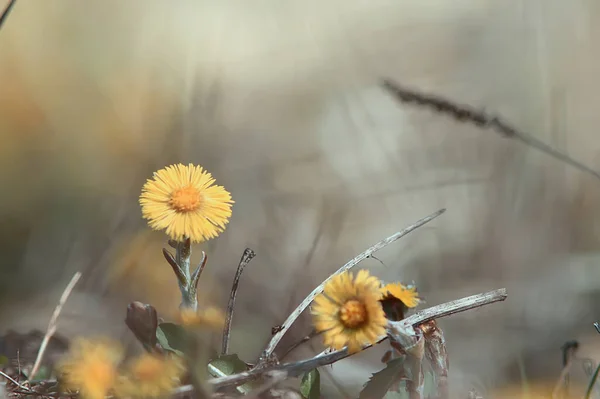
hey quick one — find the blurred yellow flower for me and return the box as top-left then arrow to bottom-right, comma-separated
178,306 -> 226,330
114,353 -> 185,399
139,163 -> 234,243
488,382 -> 586,399
311,270 -> 387,354
56,338 -> 123,399
380,282 -> 421,308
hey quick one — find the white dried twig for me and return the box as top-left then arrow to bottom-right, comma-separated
29,272 -> 82,381
0,370 -> 31,392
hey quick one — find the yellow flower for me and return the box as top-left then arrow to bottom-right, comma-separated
56,338 -> 123,399
379,282 -> 421,321
178,306 -> 226,330
380,282 -> 421,308
114,353 -> 185,399
311,269 -> 388,354
139,163 -> 234,243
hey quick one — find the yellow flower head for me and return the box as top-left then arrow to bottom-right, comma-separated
178,306 -> 226,330
114,353 -> 185,399
311,269 -> 388,354
139,163 -> 234,243
379,282 -> 421,321
56,338 -> 123,399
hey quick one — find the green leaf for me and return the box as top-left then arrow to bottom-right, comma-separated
156,323 -> 190,356
208,354 -> 255,394
300,368 -> 321,399
208,354 -> 248,376
359,357 -> 408,399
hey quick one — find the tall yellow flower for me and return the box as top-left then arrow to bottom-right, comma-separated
379,282 -> 421,321
311,269 -> 388,354
56,338 -> 123,399
114,353 -> 185,399
139,163 -> 234,243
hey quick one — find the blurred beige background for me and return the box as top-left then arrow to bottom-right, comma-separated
1,0 -> 600,397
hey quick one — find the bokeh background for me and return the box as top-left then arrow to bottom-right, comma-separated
1,0 -> 600,397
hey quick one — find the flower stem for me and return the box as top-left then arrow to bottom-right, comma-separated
175,237 -> 198,311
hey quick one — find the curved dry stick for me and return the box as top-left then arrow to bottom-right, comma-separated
29,272 -> 82,380
221,248 -> 256,355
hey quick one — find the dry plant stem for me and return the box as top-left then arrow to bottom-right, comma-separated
421,320 -> 449,399
166,288 -> 507,394
406,360 -> 424,399
0,0 -> 17,30
0,370 -> 31,392
399,288 -> 506,326
221,248 -> 256,355
260,208 -> 446,363
244,371 -> 288,399
387,322 -> 425,399
29,271 -> 82,381
381,79 -> 600,182
585,363 -> 600,399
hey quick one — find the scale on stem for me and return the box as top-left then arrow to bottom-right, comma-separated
162,237 -> 207,311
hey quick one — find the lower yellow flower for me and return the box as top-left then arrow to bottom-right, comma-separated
114,353 -> 185,399
56,338 -> 123,399
178,306 -> 226,330
311,269 -> 388,354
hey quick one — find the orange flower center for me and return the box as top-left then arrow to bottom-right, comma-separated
339,299 -> 367,328
170,186 -> 202,212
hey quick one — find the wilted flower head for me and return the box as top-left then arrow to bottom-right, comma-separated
139,163 -> 234,243
114,353 -> 185,399
56,338 -> 123,399
380,282 -> 421,308
379,282 -> 421,321
311,269 -> 387,354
